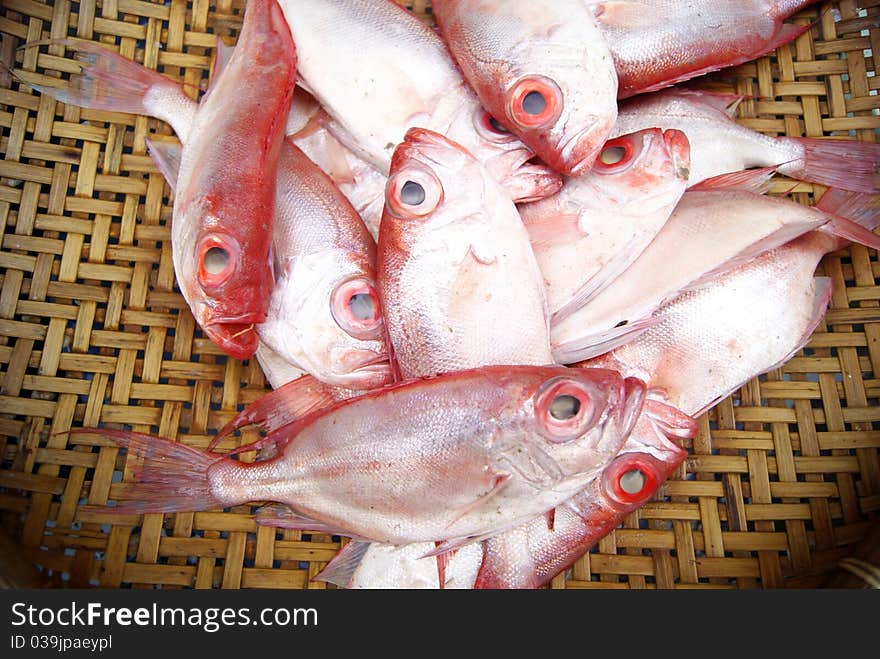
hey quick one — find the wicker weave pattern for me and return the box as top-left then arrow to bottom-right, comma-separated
0,0 -> 877,589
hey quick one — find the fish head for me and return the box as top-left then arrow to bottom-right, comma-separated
256,249 -> 392,390
447,104 -> 563,203
381,128 -> 487,240
182,223 -> 274,360
578,127 -> 691,213
597,399 -> 694,514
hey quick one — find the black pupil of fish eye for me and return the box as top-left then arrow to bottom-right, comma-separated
601,146 -> 627,165
619,468 -> 646,495
522,90 -> 547,116
400,180 -> 426,206
549,394 -> 581,421
488,115 -> 509,133
348,292 -> 375,321
203,246 -> 229,275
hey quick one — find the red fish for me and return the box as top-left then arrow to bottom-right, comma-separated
594,1 -> 819,98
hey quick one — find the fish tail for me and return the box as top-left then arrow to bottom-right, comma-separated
20,39 -> 193,134
75,428 -> 231,514
778,138 -> 880,193
815,188 -> 880,251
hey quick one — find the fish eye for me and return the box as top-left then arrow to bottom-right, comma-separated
400,180 -> 426,206
331,278 -> 383,340
522,90 -> 547,116
197,234 -> 240,291
602,453 -> 663,506
549,394 -> 581,421
508,75 -> 563,129
534,376 -> 599,443
619,468 -> 646,494
385,167 -> 443,219
599,145 -> 627,165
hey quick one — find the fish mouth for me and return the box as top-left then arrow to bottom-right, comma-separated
203,315 -> 264,360
556,117 -> 614,177
345,361 -> 394,390
486,147 -> 563,203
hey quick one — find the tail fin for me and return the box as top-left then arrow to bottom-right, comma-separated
74,428 -> 228,514
815,189 -> 880,251
19,38 -> 196,138
779,138 -> 880,193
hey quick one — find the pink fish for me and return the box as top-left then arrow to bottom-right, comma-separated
378,128 -> 555,379
25,39 -> 392,389
550,189 -> 880,362
432,0 -> 619,176
594,1 -> 820,98
88,365 -> 641,547
276,0 -> 561,202
614,89 -> 879,193
520,128 -> 690,327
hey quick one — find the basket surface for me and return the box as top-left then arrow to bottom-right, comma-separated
0,0 -> 878,589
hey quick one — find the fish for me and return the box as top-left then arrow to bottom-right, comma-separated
593,0 -> 820,98
24,38 -> 392,388
86,365 -> 642,547
519,128 -> 690,327
378,128 -> 555,379
163,0 -> 296,359
472,414 -> 689,588
275,0 -> 561,202
614,89 -> 880,193
550,188 -> 880,363
432,0 -> 619,176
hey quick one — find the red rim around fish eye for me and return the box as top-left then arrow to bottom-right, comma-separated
593,134 -> 644,174
507,75 -> 563,129
330,277 -> 384,340
196,233 -> 241,292
474,108 -> 516,143
385,166 -> 443,219
534,376 -> 600,443
602,453 -> 662,506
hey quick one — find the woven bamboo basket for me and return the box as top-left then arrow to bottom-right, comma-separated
0,0 -> 878,590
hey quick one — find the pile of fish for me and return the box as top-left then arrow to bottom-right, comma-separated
20,0 -> 880,588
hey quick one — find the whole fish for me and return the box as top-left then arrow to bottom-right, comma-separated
167,0 -> 296,359
614,89 -> 880,193
432,0 -> 619,176
26,40 -> 392,388
90,365 -> 640,547
594,0 -> 820,98
378,128 -> 555,379
519,128 -> 690,326
551,189 -> 880,363
276,0 -> 561,202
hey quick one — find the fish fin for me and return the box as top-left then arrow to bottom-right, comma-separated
434,544 -> 456,589
313,541 -> 372,587
211,374 -> 342,448
779,138 -> 880,193
72,427 -> 228,514
420,533 -> 496,560
18,38 -> 195,135
688,166 -> 779,193
254,504 -> 361,538
691,277 -> 833,418
145,138 -> 182,191
552,315 -> 658,365
643,399 -> 698,440
550,233 -> 656,326
434,474 -> 512,542
211,36 -> 236,82
815,189 -> 880,251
